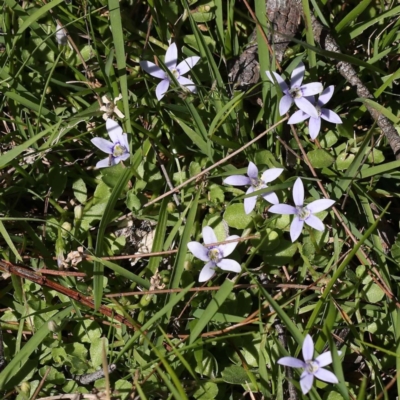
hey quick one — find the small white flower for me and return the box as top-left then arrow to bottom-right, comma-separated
100,94 -> 125,121
56,23 -> 68,46
187,226 -> 241,282
278,334 -> 341,395
91,119 -> 130,168
140,43 -> 200,101
269,178 -> 335,242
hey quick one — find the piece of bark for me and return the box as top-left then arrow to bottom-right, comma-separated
311,15 -> 400,159
266,0 -> 302,64
228,0 -> 302,90
228,31 -> 260,91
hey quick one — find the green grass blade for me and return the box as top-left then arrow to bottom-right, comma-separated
170,114 -> 209,157
108,0 -> 131,131
325,326 -> 349,399
305,203 -> 389,332
0,124 -> 60,169
355,98 -> 399,123
189,278 -> 235,344
358,159 -> 400,179
93,167 -> 133,310
302,0 -> 317,67
169,189 -> 201,291
115,283 -> 194,361
147,197 -> 169,274
336,127 -> 373,194
346,5 -> 400,40
15,0 -> 64,38
257,284 -> 304,345
208,91 -> 246,137
90,256 -> 150,289
0,221 -> 22,262
335,0 -> 372,33
0,306 -> 72,390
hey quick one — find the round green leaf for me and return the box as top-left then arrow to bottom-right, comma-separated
363,282 -> 385,303
307,149 -> 335,168
72,178 -> 87,204
193,382 -> 219,399
90,337 -> 108,368
221,365 -> 248,384
335,153 -> 355,170
319,130 -> 339,148
224,203 -> 253,229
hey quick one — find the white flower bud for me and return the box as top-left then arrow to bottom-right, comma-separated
56,23 -> 68,45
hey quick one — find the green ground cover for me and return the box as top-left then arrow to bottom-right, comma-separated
0,0 -> 400,398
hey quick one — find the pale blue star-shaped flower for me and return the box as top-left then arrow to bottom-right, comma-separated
223,162 -> 284,214
91,119 -> 130,168
268,178 -> 335,242
140,43 -> 200,101
278,334 -> 341,395
288,85 -> 342,140
266,62 -> 323,118
187,226 -> 241,282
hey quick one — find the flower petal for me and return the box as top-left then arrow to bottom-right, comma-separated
293,177 -> 304,207
305,214 -> 325,231
301,82 -> 323,96
113,107 -> 125,119
188,241 -> 210,262
288,110 -> 310,124
114,152 -> 130,163
106,119 -> 124,143
140,61 -> 165,79
223,175 -> 251,186
262,191 -> 279,205
290,217 -> 304,242
315,351 -> 333,368
277,357 -> 305,368
266,70 -> 288,92
165,42 -> 178,70
91,138 -> 113,154
203,226 -> 217,245
290,61 -> 305,88
119,133 -> 129,150
314,368 -> 338,384
294,97 -> 319,118
300,371 -> 314,395
269,204 -> 297,214
279,95 -> 293,116
309,117 -> 322,140
177,76 -> 197,93
177,56 -> 200,75
247,162 -> 258,180
216,258 -> 241,273
199,261 -> 216,282
244,187 -> 257,214
317,85 -> 334,106
219,235 -> 240,257
320,108 -> 342,124
96,157 -> 113,168
261,168 -> 284,183
302,334 -> 314,361
156,79 -> 170,101
307,199 -> 335,213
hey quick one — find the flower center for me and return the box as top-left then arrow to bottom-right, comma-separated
251,178 -> 265,190
315,105 -> 321,117
289,86 -> 303,99
113,143 -> 126,157
171,68 -> 180,79
305,360 -> 319,374
208,247 -> 221,263
296,206 -> 311,221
